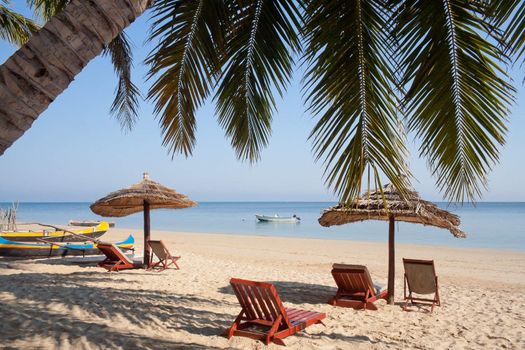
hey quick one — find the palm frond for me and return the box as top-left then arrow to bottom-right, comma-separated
26,0 -> 68,20
214,0 -> 301,162
395,0 -> 515,202
303,0 -> 410,204
487,0 -> 525,64
0,1 -> 39,46
146,0 -> 227,157
104,32 -> 141,131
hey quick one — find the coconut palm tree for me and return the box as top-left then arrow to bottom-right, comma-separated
0,0 -> 523,204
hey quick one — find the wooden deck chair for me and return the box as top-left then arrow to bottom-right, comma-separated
147,240 -> 180,271
97,243 -> 140,272
403,258 -> 440,313
328,263 -> 388,311
226,278 -> 326,346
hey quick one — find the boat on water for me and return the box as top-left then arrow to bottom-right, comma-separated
0,221 -> 109,242
0,234 -> 134,258
255,214 -> 300,223
69,220 -> 115,228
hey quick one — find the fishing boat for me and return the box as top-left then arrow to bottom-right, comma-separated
255,214 -> 300,223
69,220 -> 115,228
0,234 -> 134,258
0,221 -> 109,242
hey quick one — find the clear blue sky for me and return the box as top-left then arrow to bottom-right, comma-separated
0,4 -> 524,202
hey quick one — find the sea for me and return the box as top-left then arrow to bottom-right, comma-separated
1,202 -> 524,251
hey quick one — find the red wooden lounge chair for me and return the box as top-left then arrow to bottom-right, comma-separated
226,278 -> 326,346
97,243 -> 141,272
403,258 -> 440,313
328,263 -> 388,310
147,240 -> 180,271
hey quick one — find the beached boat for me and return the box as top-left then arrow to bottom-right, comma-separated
0,234 -> 134,258
0,221 -> 109,242
255,214 -> 300,223
69,220 -> 115,228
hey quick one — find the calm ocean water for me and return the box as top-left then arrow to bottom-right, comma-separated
1,202 -> 524,251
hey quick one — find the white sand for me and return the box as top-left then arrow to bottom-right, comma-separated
0,228 -> 524,349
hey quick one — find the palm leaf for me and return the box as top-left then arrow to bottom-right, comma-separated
487,0 -> 525,68
214,0 -> 301,162
103,32 -> 141,131
303,0 -> 410,203
395,0 -> 515,202
146,0 -> 227,157
0,1 -> 39,46
26,0 -> 68,20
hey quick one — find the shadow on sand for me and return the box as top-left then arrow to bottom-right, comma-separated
0,269 -> 397,348
0,270 -> 230,349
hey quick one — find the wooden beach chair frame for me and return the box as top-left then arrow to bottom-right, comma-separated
403,258 -> 440,313
97,243 -> 140,272
328,264 -> 388,311
226,278 -> 325,346
147,240 -> 180,271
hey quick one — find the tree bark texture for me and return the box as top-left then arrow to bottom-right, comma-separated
0,0 -> 149,155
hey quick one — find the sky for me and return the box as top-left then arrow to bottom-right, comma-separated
0,3 -> 524,202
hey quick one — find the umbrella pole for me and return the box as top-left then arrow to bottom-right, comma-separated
388,215 -> 395,304
144,200 -> 151,267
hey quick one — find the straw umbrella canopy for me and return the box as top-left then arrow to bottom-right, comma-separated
90,173 -> 197,266
319,183 -> 466,304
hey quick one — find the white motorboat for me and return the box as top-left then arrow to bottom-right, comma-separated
255,214 -> 300,223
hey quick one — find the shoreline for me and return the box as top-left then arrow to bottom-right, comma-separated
7,201 -> 525,251
104,227 -> 525,254
101,228 -> 525,288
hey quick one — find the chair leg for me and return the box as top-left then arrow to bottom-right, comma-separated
363,290 -> 371,311
266,315 -> 282,345
171,257 -> 180,270
225,310 -> 244,339
403,293 -> 412,312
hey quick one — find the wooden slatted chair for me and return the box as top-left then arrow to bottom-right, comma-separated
226,278 -> 326,346
328,263 -> 388,310
97,243 -> 140,272
403,258 -> 440,313
147,240 -> 180,271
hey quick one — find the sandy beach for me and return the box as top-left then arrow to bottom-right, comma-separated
0,228 -> 524,349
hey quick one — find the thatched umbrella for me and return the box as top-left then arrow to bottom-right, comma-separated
319,183 -> 466,304
90,173 -> 197,266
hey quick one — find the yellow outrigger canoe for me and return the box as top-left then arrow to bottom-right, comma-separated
0,234 -> 133,257
0,221 -> 109,242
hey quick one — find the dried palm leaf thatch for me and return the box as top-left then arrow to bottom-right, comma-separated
319,183 -> 466,238
90,173 -> 197,217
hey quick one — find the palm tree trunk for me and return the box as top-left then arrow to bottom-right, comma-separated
0,0 -> 149,155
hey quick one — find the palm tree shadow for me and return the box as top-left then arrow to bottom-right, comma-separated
312,332 -> 399,346
395,300 -> 434,313
0,271 -> 233,349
